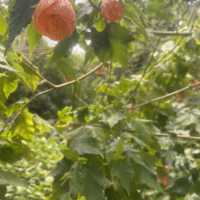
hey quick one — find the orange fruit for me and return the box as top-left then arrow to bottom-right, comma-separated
33,0 -> 76,41
101,0 -> 123,22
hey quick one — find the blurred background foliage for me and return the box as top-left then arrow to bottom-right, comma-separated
1,0 -> 200,199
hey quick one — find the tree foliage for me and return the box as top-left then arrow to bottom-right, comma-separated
0,0 -> 200,199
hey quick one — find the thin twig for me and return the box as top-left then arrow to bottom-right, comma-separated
19,53 -> 57,88
150,30 -> 192,36
134,81 -> 200,109
0,63 -> 104,133
21,53 -> 103,89
132,3 -> 196,96
155,133 -> 200,141
54,63 -> 104,88
125,129 -> 200,141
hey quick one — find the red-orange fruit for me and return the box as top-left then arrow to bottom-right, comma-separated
101,0 -> 123,22
33,0 -> 76,41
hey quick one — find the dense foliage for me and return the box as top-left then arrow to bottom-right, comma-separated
1,0 -> 200,199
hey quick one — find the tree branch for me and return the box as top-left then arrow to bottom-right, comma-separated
20,53 -> 104,89
131,6 -> 196,96
54,62 -> 104,88
30,63 -> 104,100
155,133 -> 200,141
20,53 -> 57,88
124,129 -> 200,142
0,63 -> 104,133
134,81 -> 200,109
151,30 -> 192,36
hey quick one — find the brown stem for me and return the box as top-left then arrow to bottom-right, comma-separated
134,81 -> 200,109
151,31 -> 192,36
155,133 -> 200,141
0,63 -> 104,133
54,63 -> 104,88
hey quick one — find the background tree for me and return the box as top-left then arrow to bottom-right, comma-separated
1,0 -> 200,199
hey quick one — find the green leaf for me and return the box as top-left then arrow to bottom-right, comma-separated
105,112 -> 123,128
0,73 -> 18,103
130,119 -> 159,150
34,115 -> 53,134
68,126 -> 102,157
110,39 -> 128,66
129,153 -> 160,190
135,164 -> 159,189
110,159 -> 134,195
108,24 -> 130,42
91,24 -> 131,64
0,142 -> 30,163
94,17 -> 106,32
51,158 -> 73,200
7,0 -> 39,50
0,170 -> 26,186
77,196 -> 87,200
56,106 -> 75,130
147,0 -> 168,18
12,109 -> 35,140
0,185 -> 6,199
27,23 -> 41,53
3,78 -> 18,99
109,24 -> 130,66
6,52 -> 40,90
91,28 -> 111,62
108,138 -> 125,160
0,47 -> 16,72
170,177 -> 190,196
69,162 -> 107,200
0,15 -> 7,36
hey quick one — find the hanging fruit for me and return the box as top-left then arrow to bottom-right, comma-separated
101,0 -> 123,22
33,0 -> 76,41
